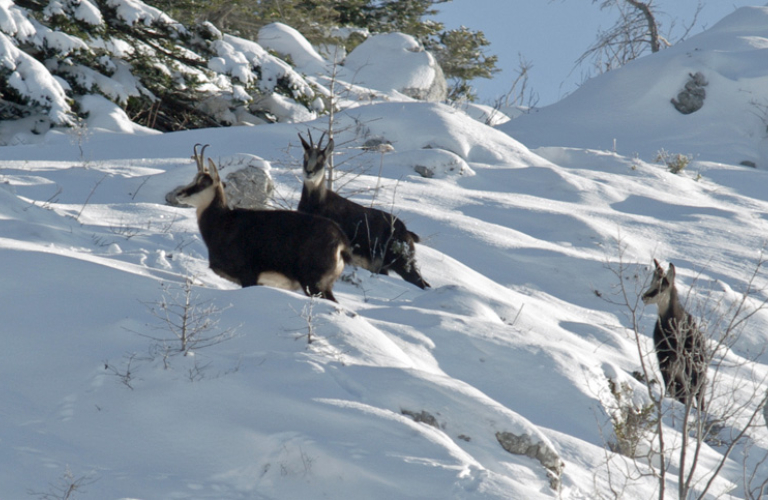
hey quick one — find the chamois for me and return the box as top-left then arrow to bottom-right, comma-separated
175,144 -> 352,302
642,259 -> 707,411
298,132 -> 430,289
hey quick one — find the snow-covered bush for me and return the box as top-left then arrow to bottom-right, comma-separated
655,149 -> 691,174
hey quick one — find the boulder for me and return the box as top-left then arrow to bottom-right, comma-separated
672,72 -> 708,114
166,154 -> 274,210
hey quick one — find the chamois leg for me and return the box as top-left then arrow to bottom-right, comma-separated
688,365 -> 707,412
387,239 -> 430,289
670,377 -> 687,406
660,356 -> 686,406
697,391 -> 706,413
664,362 -> 705,411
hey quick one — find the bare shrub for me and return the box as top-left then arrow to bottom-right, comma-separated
599,238 -> 768,499
655,149 -> 691,174
29,466 -> 96,500
136,277 -> 238,367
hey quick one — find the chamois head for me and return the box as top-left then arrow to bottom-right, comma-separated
175,144 -> 226,213
642,259 -> 676,306
299,130 -> 334,189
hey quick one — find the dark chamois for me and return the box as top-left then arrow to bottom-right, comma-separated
642,259 -> 707,411
175,144 -> 352,302
298,132 -> 430,289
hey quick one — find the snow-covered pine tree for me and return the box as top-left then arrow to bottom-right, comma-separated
144,0 -> 499,103
0,0 -> 319,139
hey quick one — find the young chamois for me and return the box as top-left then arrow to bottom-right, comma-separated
642,259 -> 707,411
298,132 -> 430,289
175,144 -> 352,302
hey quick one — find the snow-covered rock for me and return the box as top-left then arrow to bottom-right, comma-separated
220,154 -> 274,210
166,153 -> 274,210
343,32 -> 447,102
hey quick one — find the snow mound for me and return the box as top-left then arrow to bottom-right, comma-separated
336,101 -> 544,167
77,95 -> 159,135
258,22 -> 328,76
342,32 -> 447,102
385,148 -> 475,178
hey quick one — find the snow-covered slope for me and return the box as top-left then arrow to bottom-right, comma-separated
502,6 -> 768,168
2,5 -> 768,500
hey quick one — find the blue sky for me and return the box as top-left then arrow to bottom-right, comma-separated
436,0 -> 761,106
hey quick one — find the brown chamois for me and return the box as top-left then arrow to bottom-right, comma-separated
175,144 -> 352,302
297,132 -> 430,289
642,259 -> 707,411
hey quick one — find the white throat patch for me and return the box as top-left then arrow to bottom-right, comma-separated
304,168 -> 325,189
177,185 -> 216,219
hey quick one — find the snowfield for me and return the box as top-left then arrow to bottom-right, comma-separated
2,4 -> 768,500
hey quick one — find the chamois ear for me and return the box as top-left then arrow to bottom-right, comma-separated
666,263 -> 676,283
207,158 -> 221,184
651,259 -> 665,280
324,137 -> 334,155
298,133 -> 310,151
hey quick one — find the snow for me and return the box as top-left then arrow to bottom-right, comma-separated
76,95 -> 159,135
36,24 -> 90,55
342,32 -> 441,97
258,22 -> 328,76
0,0 -> 34,39
208,46 -> 255,86
72,0 -> 103,26
0,32 -> 72,124
218,33 -> 315,99
1,4 -> 768,500
105,0 -> 174,28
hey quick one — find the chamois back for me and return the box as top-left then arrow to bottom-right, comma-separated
175,144 -> 351,301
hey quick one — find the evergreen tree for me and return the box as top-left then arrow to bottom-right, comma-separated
144,0 -> 498,102
428,26 -> 498,102
0,0 -> 319,134
1,0 -> 499,138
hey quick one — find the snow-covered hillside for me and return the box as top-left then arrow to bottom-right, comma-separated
502,6 -> 768,168
2,4 -> 768,500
